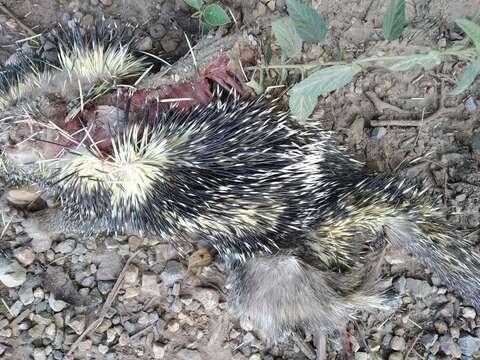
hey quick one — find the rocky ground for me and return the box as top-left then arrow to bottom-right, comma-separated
0,0 -> 479,359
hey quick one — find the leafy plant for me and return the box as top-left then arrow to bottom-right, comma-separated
184,0 -> 231,28
383,0 -> 406,40
267,1 -> 480,121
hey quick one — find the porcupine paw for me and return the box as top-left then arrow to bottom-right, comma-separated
226,254 -> 387,344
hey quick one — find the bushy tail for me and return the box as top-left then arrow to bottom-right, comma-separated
384,215 -> 480,309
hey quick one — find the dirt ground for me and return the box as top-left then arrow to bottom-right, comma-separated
0,0 -> 479,359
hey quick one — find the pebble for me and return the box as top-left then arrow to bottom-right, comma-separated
149,24 -> 166,38
434,319 -> 448,334
176,349 -> 202,360
14,247 -> 35,266
462,307 -> 477,319
67,315 -> 86,335
0,259 -> 26,287
160,261 -> 186,286
388,352 -> 403,360
127,235 -> 143,251
390,336 -> 406,351
167,321 -> 180,333
422,333 -> 438,349
54,239 -> 76,254
249,354 -> 262,360
98,344 -> 109,354
439,334 -> 461,357
123,320 -> 136,334
124,287 -> 140,299
19,285 -> 34,305
99,0 -> 112,6
28,324 -> 46,339
191,288 -> 219,311
33,348 -> 47,360
6,189 -> 46,211
81,276 -> 95,288
98,281 -> 114,295
160,36 -> 179,53
464,95 -> 477,113
96,253 -> 122,281
118,332 -> 129,346
137,36 -> 153,51
45,323 -> 56,340
371,127 -> 386,140
142,273 -> 161,297
152,343 -> 166,359
124,265 -> 139,284
48,293 -> 67,312
459,335 -> 480,356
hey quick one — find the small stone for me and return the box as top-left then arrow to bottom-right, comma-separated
405,278 -> 433,299
96,253 -> 122,281
14,247 -> 35,266
19,286 -> 34,305
355,353 -> 368,360
98,281 -> 114,295
99,0 -> 112,6
10,300 -> 23,316
149,24 -> 166,38
34,287 -> 45,299
459,335 -> 480,356
124,287 -> 140,299
105,237 -> 120,249
81,276 -> 95,288
464,95 -> 477,113
152,343 -> 165,359
29,324 -> 46,339
137,36 -> 153,51
118,332 -> 129,346
390,336 -> 405,351
54,239 -> 76,254
462,307 -> 476,319
388,352 -> 403,360
127,235 -> 143,251
33,347 -> 47,360
243,332 -> 256,344
434,319 -> 448,334
142,274 -> 161,297
45,323 -> 56,340
124,265 -> 139,284
48,293 -> 67,312
160,37 -> 179,53
191,288 -> 219,311
176,349 -> 202,360
68,315 -> 86,335
6,189 -> 46,211
123,321 -> 136,334
167,321 -> 180,333
371,127 -> 386,140
422,333 -> 438,349
160,261 -> 186,286
0,258 -> 26,287
249,354 -> 262,360
98,344 -> 109,354
439,334 -> 461,356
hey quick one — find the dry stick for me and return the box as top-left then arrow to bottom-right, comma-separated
292,332 -> 316,360
365,91 -> 411,115
66,249 -> 141,357
0,3 -> 36,36
369,105 -> 464,127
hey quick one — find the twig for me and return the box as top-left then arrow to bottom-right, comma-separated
365,91 -> 411,115
370,119 -> 423,127
66,250 -> 141,357
0,3 -> 36,36
405,331 -> 423,358
292,332 -> 316,360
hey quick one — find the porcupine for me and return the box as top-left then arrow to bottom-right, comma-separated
1,21 -> 480,344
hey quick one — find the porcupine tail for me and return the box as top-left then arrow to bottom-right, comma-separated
384,211 -> 480,309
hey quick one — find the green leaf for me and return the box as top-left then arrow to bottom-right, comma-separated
456,19 -> 480,51
451,60 -> 480,95
184,0 -> 202,10
383,0 -> 406,40
289,93 -> 318,121
388,52 -> 441,72
290,64 -> 362,97
271,17 -> 303,59
286,0 -> 327,44
203,4 -> 231,26
192,11 -> 202,18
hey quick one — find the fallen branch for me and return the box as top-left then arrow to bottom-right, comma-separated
0,3 -> 36,36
